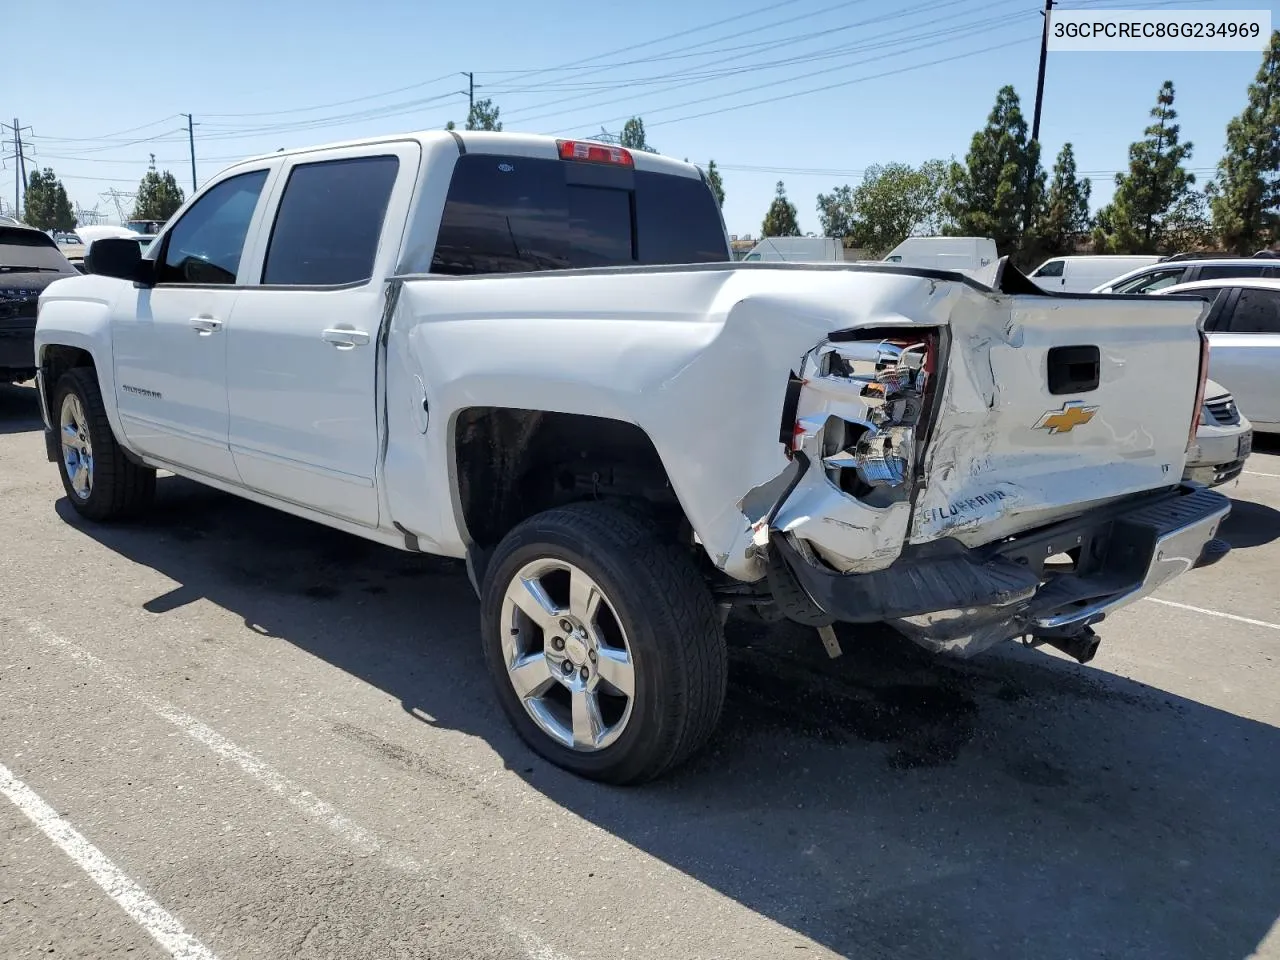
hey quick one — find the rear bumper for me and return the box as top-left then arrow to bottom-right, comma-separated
1184,423 -> 1252,487
773,483 -> 1231,656
0,316 -> 36,378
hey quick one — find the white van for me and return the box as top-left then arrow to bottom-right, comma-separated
882,237 -> 998,284
1030,255 -> 1162,293
742,236 -> 843,262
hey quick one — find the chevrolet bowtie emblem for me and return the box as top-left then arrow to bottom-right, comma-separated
1034,401 -> 1098,435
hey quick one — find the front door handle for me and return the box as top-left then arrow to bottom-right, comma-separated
190,315 -> 223,335
322,327 -> 371,349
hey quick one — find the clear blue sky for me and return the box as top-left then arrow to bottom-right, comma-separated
6,0 -> 1276,237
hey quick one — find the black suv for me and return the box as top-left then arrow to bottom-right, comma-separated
1,225 -> 79,384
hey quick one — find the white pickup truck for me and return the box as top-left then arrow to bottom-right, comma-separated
35,131 -> 1232,783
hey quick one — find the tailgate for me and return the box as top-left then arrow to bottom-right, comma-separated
911,292 -> 1208,547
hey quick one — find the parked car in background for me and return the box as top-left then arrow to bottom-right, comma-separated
1,223 -> 80,383
1029,254 -> 1161,293
881,236 -> 998,284
1155,277 -> 1280,434
742,236 -> 843,262
1093,256 -> 1280,295
1184,379 -> 1252,487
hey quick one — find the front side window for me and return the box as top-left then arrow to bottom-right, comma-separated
1112,268 -> 1185,294
262,155 -> 400,286
157,170 -> 268,285
1034,259 -> 1064,278
1226,288 -> 1280,334
429,155 -> 727,276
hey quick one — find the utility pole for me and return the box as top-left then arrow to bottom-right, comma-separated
186,113 -> 197,193
1031,0 -> 1054,143
11,118 -> 19,216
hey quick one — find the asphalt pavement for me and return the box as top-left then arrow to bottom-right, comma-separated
1,380 -> 1277,960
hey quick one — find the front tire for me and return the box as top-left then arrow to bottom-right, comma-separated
53,368 -> 155,521
480,502 -> 727,784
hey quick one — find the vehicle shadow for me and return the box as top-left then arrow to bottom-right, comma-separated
0,382 -> 42,435
59,478 -> 1280,960
1221,496 -> 1280,549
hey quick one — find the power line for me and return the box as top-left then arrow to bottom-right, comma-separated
199,72 -> 462,119
532,18 -> 1033,136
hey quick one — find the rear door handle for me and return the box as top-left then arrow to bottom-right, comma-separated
190,316 -> 223,335
322,327 -> 371,349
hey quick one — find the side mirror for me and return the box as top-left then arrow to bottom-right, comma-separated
85,238 -> 152,284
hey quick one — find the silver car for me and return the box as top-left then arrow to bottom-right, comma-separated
1184,379 -> 1252,487
1156,278 -> 1280,435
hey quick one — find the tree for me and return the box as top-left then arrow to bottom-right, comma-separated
1039,143 -> 1092,256
943,85 -> 1044,254
1092,81 -> 1196,254
1165,187 -> 1215,253
620,117 -> 654,152
132,155 -> 185,222
705,159 -> 725,208
466,98 -> 502,132
445,120 -> 456,131
816,184 -> 857,242
818,160 -> 951,253
1210,30 -> 1280,254
761,181 -> 801,237
22,168 -> 75,231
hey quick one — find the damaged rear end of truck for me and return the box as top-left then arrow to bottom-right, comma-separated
761,262 -> 1232,662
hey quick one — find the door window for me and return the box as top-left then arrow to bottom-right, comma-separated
1225,287 -> 1280,334
1033,259 -> 1064,278
261,155 -> 400,286
156,170 -> 268,285
1112,267 -> 1185,294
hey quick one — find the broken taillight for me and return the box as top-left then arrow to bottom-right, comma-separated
784,329 -> 941,498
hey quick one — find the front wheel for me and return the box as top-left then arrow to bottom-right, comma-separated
53,368 -> 155,521
480,502 -> 727,784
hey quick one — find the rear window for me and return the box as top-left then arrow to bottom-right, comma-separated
429,154 -> 727,276
0,227 -> 76,274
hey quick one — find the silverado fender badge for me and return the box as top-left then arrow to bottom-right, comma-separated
1034,400 -> 1098,435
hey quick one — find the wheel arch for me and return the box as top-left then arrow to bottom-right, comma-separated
450,407 -> 701,581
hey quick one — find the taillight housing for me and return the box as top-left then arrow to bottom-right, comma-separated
782,329 -> 941,500
556,139 -> 634,167
1188,328 -> 1211,452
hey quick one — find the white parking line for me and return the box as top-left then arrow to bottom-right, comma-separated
1243,470 -> 1280,479
16,618 -> 574,960
20,619 -> 418,873
1144,597 -> 1280,631
0,760 -> 220,960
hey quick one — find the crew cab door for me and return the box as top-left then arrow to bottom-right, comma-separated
1208,285 -> 1280,429
225,143 -> 419,526
111,166 -> 276,480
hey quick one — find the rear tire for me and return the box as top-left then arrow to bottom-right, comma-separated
53,368 -> 155,521
480,502 -> 727,784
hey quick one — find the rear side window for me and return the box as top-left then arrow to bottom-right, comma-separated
429,154 -> 727,276
1226,288 -> 1280,334
262,155 -> 399,286
1112,267 -> 1185,294
1033,259 -> 1064,278
1195,263 -> 1271,282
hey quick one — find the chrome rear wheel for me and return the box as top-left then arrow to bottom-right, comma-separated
500,558 -> 636,752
